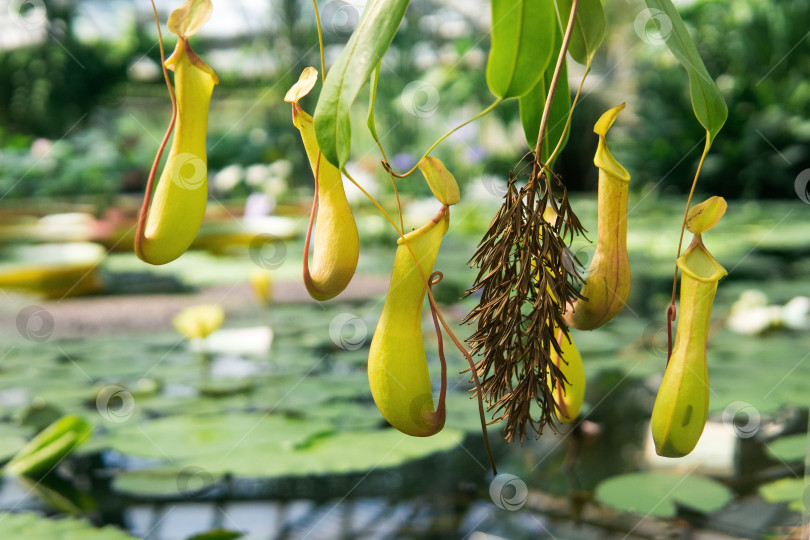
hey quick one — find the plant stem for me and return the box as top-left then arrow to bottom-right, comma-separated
533,0 -> 579,176
667,135 -> 711,361
386,98 -> 503,178
341,168 -> 403,237
312,0 -> 326,82
544,65 -> 590,168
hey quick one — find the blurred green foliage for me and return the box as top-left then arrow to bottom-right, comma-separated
0,0 -> 806,202
0,2 -> 130,139
626,0 -> 810,198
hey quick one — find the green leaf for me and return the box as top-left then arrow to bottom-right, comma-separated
168,0 -> 213,38
187,530 -> 244,540
417,156 -> 460,205
644,0 -> 728,144
486,0 -> 556,99
367,62 -> 381,144
0,512 -> 137,539
556,0 -> 606,66
519,18 -> 571,163
595,472 -> 733,517
5,415 -> 92,477
314,0 -> 410,168
110,429 -> 465,486
93,414 -> 332,461
765,433 -> 808,463
759,478 -> 808,513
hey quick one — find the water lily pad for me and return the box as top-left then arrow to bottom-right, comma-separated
0,423 -> 33,462
759,478 -> 808,513
304,400 -> 384,431
110,428 -> 464,494
595,472 -> 733,517
111,467 -> 224,499
187,530 -> 243,540
443,392 -> 504,434
180,427 -> 464,477
0,511 -> 135,539
765,434 -> 807,463
92,413 -> 332,461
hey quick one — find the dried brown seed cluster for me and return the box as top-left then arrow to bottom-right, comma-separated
464,154 -> 586,443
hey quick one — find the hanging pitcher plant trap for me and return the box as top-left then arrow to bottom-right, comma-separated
133,0 -> 731,475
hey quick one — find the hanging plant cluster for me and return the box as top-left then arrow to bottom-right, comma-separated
136,0 -> 729,472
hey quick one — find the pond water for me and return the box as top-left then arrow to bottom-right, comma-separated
0,198 -> 807,539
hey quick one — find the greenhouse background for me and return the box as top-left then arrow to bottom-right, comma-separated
0,0 -> 807,538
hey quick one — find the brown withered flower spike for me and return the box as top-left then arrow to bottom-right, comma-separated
464,153 -> 586,443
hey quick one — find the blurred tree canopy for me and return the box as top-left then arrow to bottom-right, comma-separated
627,0 -> 810,199
0,0 -> 806,201
0,1 -> 131,139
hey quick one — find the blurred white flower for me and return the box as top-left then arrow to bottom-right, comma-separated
249,128 -> 268,146
343,161 -> 379,204
727,306 -> 781,336
265,176 -> 287,197
128,56 -> 161,82
214,164 -> 244,192
730,289 -> 768,314
462,48 -> 486,69
245,164 -> 272,187
31,138 -> 52,158
782,296 -> 810,330
268,159 -> 292,179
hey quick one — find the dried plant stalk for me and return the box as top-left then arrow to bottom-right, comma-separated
464,154 -> 586,443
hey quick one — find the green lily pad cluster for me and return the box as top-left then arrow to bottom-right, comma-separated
0,512 -> 136,539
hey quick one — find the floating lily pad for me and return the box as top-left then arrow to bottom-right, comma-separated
93,413 -> 332,461
111,467 -> 224,499
443,392 -> 504,434
759,478 -> 808,513
765,434 -> 807,463
0,511 -> 135,539
181,428 -> 465,477
304,400 -> 384,431
187,530 -> 243,540
595,472 -> 733,517
112,428 -> 464,492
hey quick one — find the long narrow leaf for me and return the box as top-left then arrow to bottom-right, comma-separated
314,0 -> 410,168
644,0 -> 727,144
486,0 -> 556,100
519,19 -> 571,164
367,62 -> 381,144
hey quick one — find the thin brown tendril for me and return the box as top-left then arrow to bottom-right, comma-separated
302,128 -> 321,289
666,304 -> 676,363
400,216 -> 498,475
135,1 -> 178,259
340,176 -> 497,475
428,271 -> 447,433
666,137 -> 710,362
